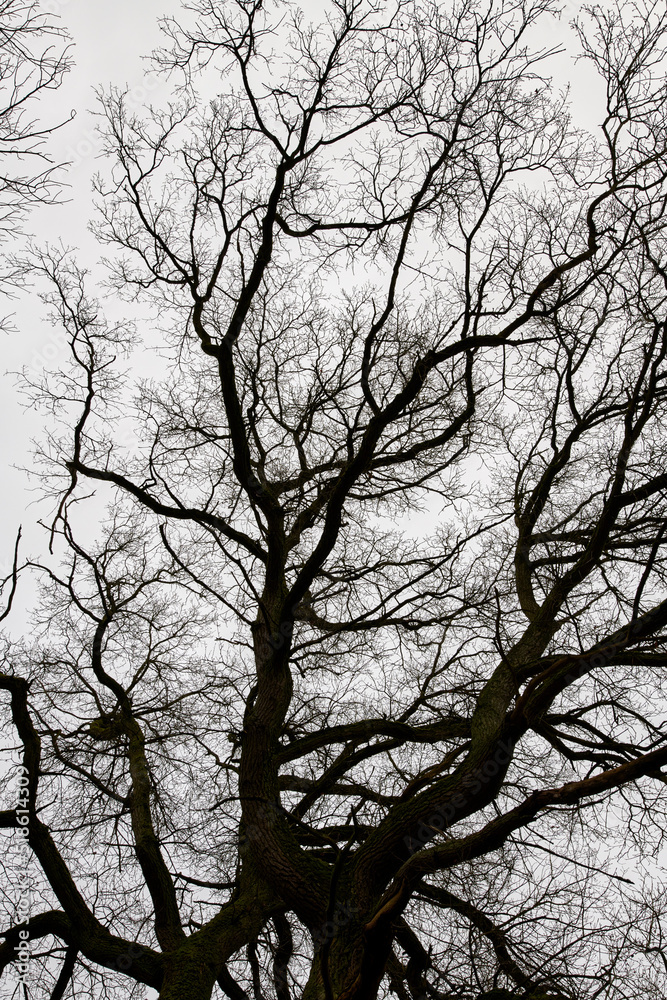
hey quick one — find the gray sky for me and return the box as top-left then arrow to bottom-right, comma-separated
0,0 -> 600,597
1,10 -> 181,998
0,0 -> 180,609
0,0 -> 606,594
1,3 -> 645,998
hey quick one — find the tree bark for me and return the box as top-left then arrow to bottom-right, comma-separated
158,946 -> 219,1000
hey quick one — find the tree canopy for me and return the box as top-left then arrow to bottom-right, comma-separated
3,1 -> 667,998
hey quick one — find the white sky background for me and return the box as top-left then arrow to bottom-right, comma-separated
0,0 -> 603,605
0,0 -> 615,805
0,0 -> 183,613
0,2 -> 659,998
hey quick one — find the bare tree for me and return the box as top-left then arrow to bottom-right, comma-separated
4,1 -> 667,999
0,0 -> 71,243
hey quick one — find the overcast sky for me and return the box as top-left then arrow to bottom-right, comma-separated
0,3 -> 632,997
0,0 -> 598,610
1,10 -> 181,997
0,0 -> 181,609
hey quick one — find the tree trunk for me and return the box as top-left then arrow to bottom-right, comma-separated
158,947 -> 219,1000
